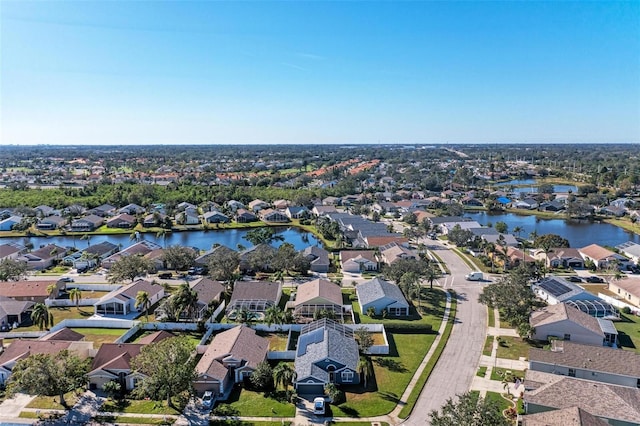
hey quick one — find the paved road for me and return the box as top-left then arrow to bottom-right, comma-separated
403,241 -> 487,425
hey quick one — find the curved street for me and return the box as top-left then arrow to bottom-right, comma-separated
402,240 -> 488,425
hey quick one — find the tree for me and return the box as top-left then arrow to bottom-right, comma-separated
495,221 -> 508,234
46,284 -> 58,297
103,379 -> 123,400
357,356 -> 373,388
399,271 -> 421,303
172,283 -> 199,320
424,265 -> 440,290
534,234 -> 570,249
354,327 -> 373,354
271,243 -> 299,275
68,288 -> 82,309
264,305 -> 284,327
131,337 -> 196,408
0,258 -> 27,281
383,258 -> 430,283
236,308 -> 258,325
429,391 -> 510,426
324,383 -> 345,405
272,362 -> 296,391
108,254 -> 154,283
207,247 -> 240,283
244,228 -> 284,246
447,224 -> 474,247
135,291 -> 152,321
512,226 -> 523,239
31,303 -> 54,330
7,350 -> 89,408
162,245 -> 196,272
249,360 -> 273,391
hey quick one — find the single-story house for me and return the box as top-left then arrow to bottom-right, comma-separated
302,246 -> 330,273
248,199 -> 270,213
0,243 -> 24,261
0,280 -> 64,303
94,280 -> 165,317
273,200 -> 289,210
235,209 -> 257,223
106,213 -> 137,229
226,200 -> 245,212
259,209 -> 290,223
71,214 -> 105,232
294,319 -> 360,395
88,204 -> 117,217
312,205 -> 337,216
579,244 -> 630,269
534,248 -> 585,269
616,241 -> 640,264
226,281 -> 282,319
176,211 -> 200,225
356,277 -> 410,317
35,205 -> 56,217
529,303 -> 618,347
142,213 -> 167,227
0,296 -> 34,330
0,216 -> 23,231
70,241 -> 119,269
294,279 -> 344,320
17,244 -> 67,270
608,277 -> 640,308
519,406 -> 609,426
36,215 -> 68,230
202,211 -> 230,224
378,242 -> 417,265
340,250 -> 378,273
188,277 -> 225,320
285,206 -> 310,219
193,325 -> 269,397
118,203 -> 146,215
101,240 -> 162,269
40,327 -> 85,341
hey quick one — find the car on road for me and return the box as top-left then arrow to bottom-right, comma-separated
59,277 -> 74,283
202,391 -> 214,409
565,276 -> 582,283
158,272 -> 173,279
313,397 -> 325,415
465,271 -> 484,281
585,276 -> 605,283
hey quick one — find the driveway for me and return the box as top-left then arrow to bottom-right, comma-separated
402,240 -> 487,425
0,393 -> 35,422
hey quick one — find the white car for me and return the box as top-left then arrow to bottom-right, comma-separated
313,397 -> 325,415
202,391 -> 214,409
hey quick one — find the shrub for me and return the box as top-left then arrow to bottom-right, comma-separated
622,306 -> 632,315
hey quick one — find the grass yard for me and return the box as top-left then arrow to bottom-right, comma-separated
100,398 -> 182,415
14,306 -> 94,332
483,336 -> 494,356
214,387 -> 296,417
490,367 -> 526,382
256,331 -> 289,351
496,337 -> 546,361
211,422 -> 291,426
485,391 -> 514,414
331,332 -> 437,418
477,366 -> 487,377
615,313 -> 640,353
70,327 -> 127,348
487,307 -> 495,328
129,330 -> 203,347
26,392 -> 79,409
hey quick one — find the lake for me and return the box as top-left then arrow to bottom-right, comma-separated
2,226 -> 321,252
464,211 -> 640,248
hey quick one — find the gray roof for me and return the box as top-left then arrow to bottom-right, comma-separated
295,319 -> 359,382
230,281 -> 281,304
84,241 -> 119,257
0,296 -> 34,318
520,406 -> 609,426
530,303 -> 603,336
530,341 -> 638,377
535,277 -> 585,302
302,246 -> 330,267
357,277 -> 409,308
617,241 -> 640,258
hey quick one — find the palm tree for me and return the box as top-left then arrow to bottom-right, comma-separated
236,308 -> 257,325
173,283 -> 199,320
46,284 -> 58,298
68,288 -> 82,309
272,362 -> 296,391
264,305 -> 284,328
272,270 -> 285,287
512,226 -> 523,239
424,265 -> 440,290
31,303 -> 54,330
135,291 -> 151,321
81,233 -> 91,247
156,228 -> 168,248
357,356 -> 374,388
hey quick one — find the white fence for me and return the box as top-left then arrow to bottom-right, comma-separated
0,331 -> 47,339
46,298 -> 100,307
209,300 -> 226,322
49,318 -> 137,332
267,350 -> 296,360
346,323 -> 389,355
599,293 -> 640,315
67,284 -> 121,291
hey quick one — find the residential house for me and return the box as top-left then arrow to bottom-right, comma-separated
579,244 -> 629,269
106,214 -> 137,229
0,243 -> 25,261
35,205 -> 56,217
529,303 -> 618,347
71,214 -> 105,232
235,209 -> 257,223
118,204 -> 146,215
70,241 -> 119,269
248,199 -> 270,213
18,244 -> 67,270
88,204 -> 117,217
599,205 -> 626,217
340,250 -> 378,273
294,279 -> 344,320
177,202 -> 197,212
538,201 -> 565,212
273,200 -> 289,210
238,244 -> 276,273
259,209 -> 290,223
188,277 -> 225,320
503,246 -> 536,269
195,245 -> 235,267
460,197 -> 484,207
363,236 -> 409,249
94,279 -> 165,316
608,276 -> 640,308
513,198 -> 539,210
312,205 -> 337,216
378,242 -> 417,266
0,296 -> 34,330
142,213 -> 167,228
226,281 -> 282,319
294,319 -> 360,395
176,210 -> 200,225
101,240 -> 162,269
523,370 -> 640,425
202,211 -> 230,224
0,280 -> 64,302
519,406 -> 609,426
356,277 -> 410,316
529,341 -> 640,389
322,196 -> 341,206
0,215 -> 22,231
0,339 -> 93,386
535,248 -> 585,269
194,325 -> 269,397
302,246 -> 330,273
36,215 -> 67,230
226,200 -> 245,213
285,206 -> 310,219
88,331 -> 173,391
616,241 -> 640,264
40,327 -> 85,341
439,220 -> 483,235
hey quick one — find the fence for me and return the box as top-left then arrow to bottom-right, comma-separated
346,323 -> 389,355
209,300 -> 226,323
598,293 -> 640,315
67,284 -> 121,291
49,318 -> 138,332
46,298 -> 100,307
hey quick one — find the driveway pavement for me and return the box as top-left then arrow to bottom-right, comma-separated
0,393 -> 35,422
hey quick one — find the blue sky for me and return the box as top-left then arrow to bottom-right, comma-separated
1,1 -> 639,145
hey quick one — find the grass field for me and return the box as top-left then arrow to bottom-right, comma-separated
214,387 -> 296,417
14,306 -> 95,332
26,392 -> 79,410
496,337 -> 545,360
100,399 -> 182,415
483,336 -> 494,356
490,367 -> 526,382
485,391 -> 514,414
69,327 -> 127,347
487,307 -> 495,328
477,366 -> 487,377
615,313 -> 640,353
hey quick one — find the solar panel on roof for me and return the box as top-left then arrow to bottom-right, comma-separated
539,279 -> 572,297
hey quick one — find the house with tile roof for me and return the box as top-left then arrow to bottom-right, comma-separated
529,303 -> 618,347
226,281 -> 282,319
0,243 -> 25,261
94,280 -> 164,317
40,327 -> 85,342
378,242 -> 417,266
579,244 -> 630,269
529,341 -> 640,389
356,277 -> 410,317
0,296 -> 34,330
187,277 -> 225,320
18,244 -> 67,270
294,279 -> 344,321
519,406 -> 609,426
340,250 -> 378,274
608,276 -> 640,309
302,246 -> 330,273
294,319 -> 360,395
0,279 -> 64,303
193,325 -> 269,397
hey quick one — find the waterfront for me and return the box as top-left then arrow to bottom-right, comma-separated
1,226 -> 321,252
465,211 -> 640,248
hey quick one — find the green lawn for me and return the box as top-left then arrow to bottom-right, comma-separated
130,330 -> 203,347
214,387 -> 296,417
496,337 -> 546,361
477,366 -> 487,377
14,306 -> 94,332
483,336 -> 494,356
26,392 -> 79,409
100,398 -> 182,415
256,331 -> 289,351
615,313 -> 640,353
487,307 -> 495,328
211,422 -> 291,426
90,415 -> 175,425
490,367 -> 526,382
485,391 -> 514,414
70,327 -> 127,348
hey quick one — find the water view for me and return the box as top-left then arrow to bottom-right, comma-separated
1,226 -> 321,252
465,211 -> 640,248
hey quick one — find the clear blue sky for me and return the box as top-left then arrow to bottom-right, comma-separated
1,1 -> 639,145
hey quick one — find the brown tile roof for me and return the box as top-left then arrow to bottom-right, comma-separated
0,280 -> 59,298
521,406 -> 609,426
295,279 -> 343,307
40,327 -> 85,341
90,343 -> 143,372
137,330 -> 174,345
29,244 -> 66,260
340,250 -> 377,263
195,326 -> 268,381
230,281 -> 281,304
0,340 -> 74,366
579,244 -> 617,261
524,371 -> 640,424
0,244 -> 22,258
529,341 -> 640,377
365,236 -> 409,248
190,277 -> 225,305
609,277 -> 640,298
530,303 -> 603,336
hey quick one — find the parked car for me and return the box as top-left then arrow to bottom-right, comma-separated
313,397 -> 325,416
158,272 -> 173,279
465,271 -> 484,281
202,391 -> 214,409
585,276 -> 605,283
565,276 -> 582,283
59,277 -> 74,283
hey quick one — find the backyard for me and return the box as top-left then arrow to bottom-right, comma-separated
615,312 -> 640,353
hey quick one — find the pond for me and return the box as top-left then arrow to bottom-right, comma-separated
2,226 -> 321,252
464,211 -> 640,248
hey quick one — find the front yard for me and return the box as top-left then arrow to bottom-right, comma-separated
495,336 -> 546,360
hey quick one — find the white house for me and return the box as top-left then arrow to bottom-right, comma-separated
356,277 -> 410,316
